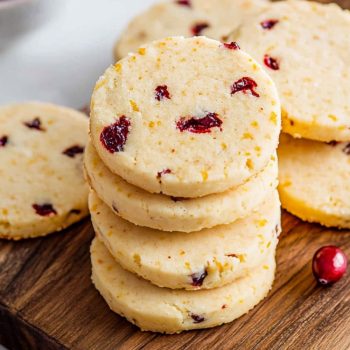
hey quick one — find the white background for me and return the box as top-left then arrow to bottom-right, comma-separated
0,0 -> 159,109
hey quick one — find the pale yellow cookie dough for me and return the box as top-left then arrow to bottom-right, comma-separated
279,134 -> 350,228
85,141 -> 278,232
231,0 -> 350,142
91,237 -> 276,333
90,190 -> 280,290
91,36 -> 281,197
0,102 -> 89,239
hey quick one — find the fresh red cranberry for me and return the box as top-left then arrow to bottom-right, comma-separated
223,42 -> 240,50
0,135 -> 8,147
231,77 -> 260,97
260,19 -> 279,30
190,313 -> 205,323
312,246 -> 347,285
63,145 -> 85,158
100,116 -> 131,153
264,55 -> 280,70
191,22 -> 210,36
176,0 -> 191,7
24,117 -> 45,131
33,203 -> 57,217
176,112 -> 222,134
191,269 -> 208,287
342,143 -> 350,155
155,85 -> 171,101
157,169 -> 172,179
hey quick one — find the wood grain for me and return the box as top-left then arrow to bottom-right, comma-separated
0,211 -> 349,350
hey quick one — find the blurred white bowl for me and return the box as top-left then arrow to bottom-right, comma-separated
0,0 -> 60,49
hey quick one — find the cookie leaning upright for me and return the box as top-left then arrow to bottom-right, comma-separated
231,0 -> 350,142
0,102 -> 89,240
91,36 -> 281,198
278,134 -> 350,229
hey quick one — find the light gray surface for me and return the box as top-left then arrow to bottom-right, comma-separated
0,0 -> 158,109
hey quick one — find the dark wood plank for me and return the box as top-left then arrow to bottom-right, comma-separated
0,211 -> 349,350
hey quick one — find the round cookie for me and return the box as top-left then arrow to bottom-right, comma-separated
91,237 -> 276,334
114,1 -> 213,60
89,190 -> 280,290
91,36 -> 281,198
85,141 -> 278,232
231,0 -> 350,142
278,134 -> 350,229
0,102 -> 89,239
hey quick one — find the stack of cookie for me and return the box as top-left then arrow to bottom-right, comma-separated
227,0 -> 350,228
86,36 -> 281,333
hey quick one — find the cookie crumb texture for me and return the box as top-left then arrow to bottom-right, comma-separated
232,0 -> 350,142
278,134 -> 350,228
91,37 -> 280,197
0,102 -> 89,239
89,190 -> 280,289
91,238 -> 276,334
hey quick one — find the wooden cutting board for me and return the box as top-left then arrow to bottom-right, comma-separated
0,211 -> 349,350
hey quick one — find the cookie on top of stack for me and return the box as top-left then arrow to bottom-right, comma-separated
87,36 -> 281,333
228,0 -> 350,228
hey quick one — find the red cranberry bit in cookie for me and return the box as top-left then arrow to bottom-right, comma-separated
176,0 -> 191,7
176,113 -> 222,134
155,85 -> 171,101
191,22 -> 210,36
157,168 -> 172,179
190,269 -> 208,287
0,135 -> 8,147
63,145 -> 85,158
190,313 -> 205,323
342,143 -> 350,155
33,203 -> 57,217
260,19 -> 279,30
100,116 -> 131,153
24,117 -> 45,131
223,42 -> 240,50
264,55 -> 279,70
312,246 -> 347,285
231,77 -> 260,97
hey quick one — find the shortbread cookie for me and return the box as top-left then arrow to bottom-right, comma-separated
279,134 -> 350,228
90,190 -> 280,289
85,142 -> 278,232
231,0 -> 350,142
114,1 -> 213,60
91,36 -> 280,197
91,238 -> 276,333
0,102 -> 89,239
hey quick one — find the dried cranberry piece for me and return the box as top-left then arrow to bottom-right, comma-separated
24,117 -> 45,131
176,113 -> 222,134
190,313 -> 205,323
0,135 -> 8,147
223,42 -> 240,50
100,116 -> 131,153
155,85 -> 171,101
260,19 -> 279,30
33,203 -> 57,217
191,22 -> 210,36
342,143 -> 350,155
264,55 -> 279,70
327,141 -> 339,147
190,269 -> 208,287
63,145 -> 84,158
231,77 -> 260,97
157,169 -> 172,180
176,0 -> 191,7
